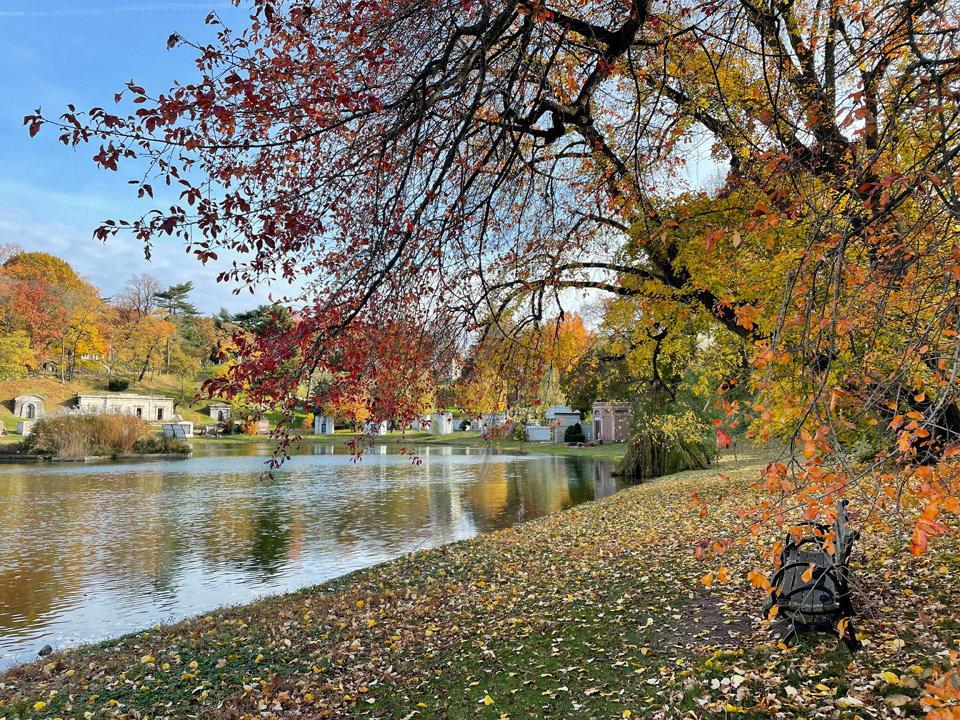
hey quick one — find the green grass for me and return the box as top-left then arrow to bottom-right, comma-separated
193,428 -> 631,462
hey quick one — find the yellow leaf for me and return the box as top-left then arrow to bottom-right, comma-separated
483,695 -> 494,705
837,619 -> 848,637
356,600 -> 363,608
368,619 -> 376,627
701,572 -> 713,587
623,711 -> 632,718
34,702 -> 47,710
882,671 -> 900,685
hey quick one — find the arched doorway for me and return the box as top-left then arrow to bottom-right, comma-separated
25,404 -> 35,419
218,411 -> 224,421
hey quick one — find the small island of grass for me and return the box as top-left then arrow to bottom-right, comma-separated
11,412 -> 190,460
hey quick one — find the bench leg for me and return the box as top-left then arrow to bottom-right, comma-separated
780,618 -> 861,652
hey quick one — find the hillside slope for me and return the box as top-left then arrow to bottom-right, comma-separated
0,374 -> 219,431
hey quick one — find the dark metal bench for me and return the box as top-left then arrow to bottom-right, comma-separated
763,500 -> 861,651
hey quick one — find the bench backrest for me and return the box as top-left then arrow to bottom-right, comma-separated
832,500 -> 855,565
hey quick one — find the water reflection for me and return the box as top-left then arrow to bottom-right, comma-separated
0,443 -> 622,667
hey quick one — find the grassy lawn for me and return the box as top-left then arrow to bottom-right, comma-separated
2,451 -> 955,719
194,429 -> 630,462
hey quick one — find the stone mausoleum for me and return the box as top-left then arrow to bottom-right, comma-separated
591,401 -> 634,443
208,402 -> 232,421
13,394 -> 44,419
76,392 -> 176,421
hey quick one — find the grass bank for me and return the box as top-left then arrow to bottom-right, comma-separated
194,430 -> 630,462
2,452 -> 954,719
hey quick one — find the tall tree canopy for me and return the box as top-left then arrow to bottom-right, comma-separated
28,0 -> 960,549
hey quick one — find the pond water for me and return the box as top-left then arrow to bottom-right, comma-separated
0,442 -> 623,668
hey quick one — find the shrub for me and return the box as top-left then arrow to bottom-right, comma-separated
23,411 -> 154,457
564,422 -> 586,443
303,412 -> 314,430
242,419 -> 259,435
108,378 -> 130,392
132,435 -> 191,454
512,421 -> 525,440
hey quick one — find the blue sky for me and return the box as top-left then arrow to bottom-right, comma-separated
0,1 -> 277,313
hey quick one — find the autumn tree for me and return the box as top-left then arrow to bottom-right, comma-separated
0,331 -> 35,380
0,252 -> 98,368
28,0 -> 960,579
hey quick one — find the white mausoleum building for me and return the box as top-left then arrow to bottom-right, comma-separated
76,392 -> 175,421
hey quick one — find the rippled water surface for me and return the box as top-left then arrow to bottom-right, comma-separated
0,442 -> 622,667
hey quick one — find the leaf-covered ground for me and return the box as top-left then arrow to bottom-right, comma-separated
2,452 -> 958,719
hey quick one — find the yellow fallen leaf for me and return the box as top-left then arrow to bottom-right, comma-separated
623,711 -> 632,718
483,695 -> 494,705
34,702 -> 47,710
882,671 -> 900,685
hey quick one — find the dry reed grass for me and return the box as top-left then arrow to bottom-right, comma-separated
23,411 -> 155,456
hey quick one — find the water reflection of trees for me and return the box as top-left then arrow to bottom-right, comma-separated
0,448 -> 621,653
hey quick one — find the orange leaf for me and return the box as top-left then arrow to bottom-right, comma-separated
701,572 -> 713,587
911,526 -> 928,556
717,567 -> 731,583
800,564 -> 814,583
